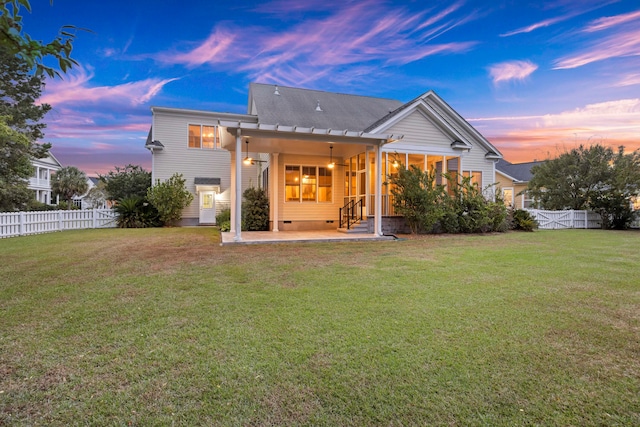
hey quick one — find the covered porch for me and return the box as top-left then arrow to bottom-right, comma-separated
220,120 -> 400,242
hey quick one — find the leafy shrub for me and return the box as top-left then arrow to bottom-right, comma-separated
511,209 -> 537,232
25,200 -> 57,211
216,209 -> 231,232
114,197 -> 160,228
146,173 -> 194,226
242,187 -> 269,231
388,165 -> 444,233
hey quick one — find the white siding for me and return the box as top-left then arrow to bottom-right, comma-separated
152,110 -> 260,220
380,107 -> 496,192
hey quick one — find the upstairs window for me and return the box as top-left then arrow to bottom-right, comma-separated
189,124 -> 220,149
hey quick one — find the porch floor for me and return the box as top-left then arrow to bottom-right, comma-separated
220,230 -> 395,245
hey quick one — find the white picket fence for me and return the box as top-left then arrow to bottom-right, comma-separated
0,209 -> 117,238
526,209 -> 602,229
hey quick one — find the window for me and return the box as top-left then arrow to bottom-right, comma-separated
285,166 -> 300,202
301,166 -> 317,201
502,188 -> 514,207
188,124 -> 219,149
285,165 -> 332,202
463,171 -> 482,188
318,167 -> 332,202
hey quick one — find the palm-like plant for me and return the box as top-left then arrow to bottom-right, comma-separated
51,166 -> 88,210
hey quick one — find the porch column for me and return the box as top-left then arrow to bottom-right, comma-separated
234,131 -> 243,241
374,142 -> 383,236
271,153 -> 279,232
230,153 -> 236,232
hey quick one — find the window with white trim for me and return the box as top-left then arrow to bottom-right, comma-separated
188,124 -> 220,149
285,165 -> 332,202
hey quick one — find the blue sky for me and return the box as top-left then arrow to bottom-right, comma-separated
24,0 -> 640,175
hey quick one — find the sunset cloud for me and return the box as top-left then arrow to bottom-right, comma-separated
488,60 -> 538,84
583,9 -> 640,32
553,27 -> 640,69
471,99 -> 640,161
40,67 -> 180,106
157,1 -> 479,86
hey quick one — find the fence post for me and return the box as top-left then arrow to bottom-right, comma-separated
19,211 -> 25,236
58,210 -> 63,231
93,208 -> 97,229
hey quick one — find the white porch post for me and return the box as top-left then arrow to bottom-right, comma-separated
230,153 -> 236,233
234,131 -> 243,241
271,153 -> 279,232
375,142 -> 383,236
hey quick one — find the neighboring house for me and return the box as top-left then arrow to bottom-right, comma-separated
28,151 -> 62,205
495,159 -> 544,208
148,83 -> 503,240
73,177 -> 107,209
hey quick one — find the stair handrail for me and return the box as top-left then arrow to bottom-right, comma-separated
339,198 -> 364,230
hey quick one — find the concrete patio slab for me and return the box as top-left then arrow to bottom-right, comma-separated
220,230 -> 395,245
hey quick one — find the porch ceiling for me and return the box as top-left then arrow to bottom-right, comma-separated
219,121 -> 401,156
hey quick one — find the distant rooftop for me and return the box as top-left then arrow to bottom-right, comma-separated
496,159 -> 545,182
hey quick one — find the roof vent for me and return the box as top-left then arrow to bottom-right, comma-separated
274,85 -> 280,95
315,100 -> 323,112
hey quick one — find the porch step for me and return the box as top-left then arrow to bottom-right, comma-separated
337,220 -> 369,234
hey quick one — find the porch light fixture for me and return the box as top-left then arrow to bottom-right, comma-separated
327,146 -> 346,169
243,140 -> 266,165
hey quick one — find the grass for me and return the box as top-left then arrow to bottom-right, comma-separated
0,228 -> 639,426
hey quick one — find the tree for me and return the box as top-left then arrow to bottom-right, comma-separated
528,144 -> 640,229
1,0 -> 79,78
528,145 -> 612,210
146,173 -> 194,226
0,115 -> 34,211
100,165 -> 151,202
51,166 -> 88,209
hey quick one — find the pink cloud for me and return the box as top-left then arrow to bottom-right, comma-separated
488,60 -> 538,84
553,27 -> 640,69
39,66 -> 179,106
470,99 -> 640,161
157,1 -> 479,86
583,9 -> 640,32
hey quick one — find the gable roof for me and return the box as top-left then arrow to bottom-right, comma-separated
496,159 -> 545,182
248,83 -> 403,132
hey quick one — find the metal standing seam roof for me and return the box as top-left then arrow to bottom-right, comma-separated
249,83 -> 403,132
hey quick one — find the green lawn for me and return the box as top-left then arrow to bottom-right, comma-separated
1,228 -> 639,426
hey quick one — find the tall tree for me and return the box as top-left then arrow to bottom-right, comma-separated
0,46 -> 52,210
0,116 -> 33,211
100,164 -> 151,202
52,166 -> 88,209
1,0 -> 79,77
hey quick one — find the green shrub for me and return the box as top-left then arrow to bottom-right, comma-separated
511,209 -> 537,232
216,208 -> 231,232
388,164 -> 444,234
146,173 -> 194,226
25,200 -> 57,211
242,187 -> 269,231
216,208 -> 230,225
114,197 -> 160,228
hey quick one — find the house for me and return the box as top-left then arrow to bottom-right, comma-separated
29,151 -> 62,205
147,83 -> 503,240
73,177 -> 107,209
495,159 -> 544,208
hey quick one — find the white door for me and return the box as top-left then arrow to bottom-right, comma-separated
199,191 -> 216,224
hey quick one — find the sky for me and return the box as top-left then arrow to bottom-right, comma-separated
22,0 -> 640,175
